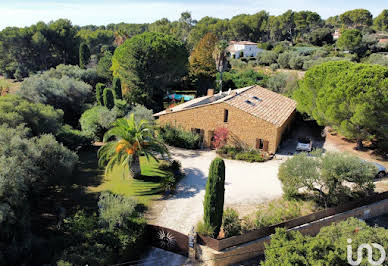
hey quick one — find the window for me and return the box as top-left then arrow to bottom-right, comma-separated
256,138 -> 264,149
224,109 -> 229,123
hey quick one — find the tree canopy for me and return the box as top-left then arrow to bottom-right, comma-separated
294,61 -> 388,148
111,32 -> 188,111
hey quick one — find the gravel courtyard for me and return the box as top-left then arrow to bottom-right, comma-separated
147,147 -> 284,234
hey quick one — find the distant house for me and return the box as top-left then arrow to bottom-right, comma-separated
333,29 -> 341,40
378,38 -> 388,45
154,86 -> 296,154
227,41 -> 263,59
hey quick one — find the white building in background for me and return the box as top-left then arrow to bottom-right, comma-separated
227,41 -> 263,59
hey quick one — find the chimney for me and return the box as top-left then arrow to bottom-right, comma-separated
207,89 -> 214,97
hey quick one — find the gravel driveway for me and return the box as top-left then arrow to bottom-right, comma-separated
147,147 -> 284,234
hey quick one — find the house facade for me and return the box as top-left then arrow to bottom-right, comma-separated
154,86 -> 296,154
227,41 -> 263,59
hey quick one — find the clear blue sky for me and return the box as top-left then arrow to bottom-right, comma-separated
0,0 -> 386,29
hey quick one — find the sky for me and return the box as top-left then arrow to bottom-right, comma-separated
0,0 -> 386,29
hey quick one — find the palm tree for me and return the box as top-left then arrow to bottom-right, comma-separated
213,40 -> 229,91
98,114 -> 169,178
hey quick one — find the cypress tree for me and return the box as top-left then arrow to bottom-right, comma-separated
112,77 -> 122,99
96,83 -> 105,105
203,157 -> 225,238
103,88 -> 115,109
79,42 -> 91,69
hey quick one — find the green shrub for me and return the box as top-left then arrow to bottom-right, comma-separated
196,220 -> 214,236
235,150 -> 265,162
159,125 -> 201,149
289,55 -> 305,69
258,51 -> 278,65
80,106 -> 117,141
255,200 -> 302,228
266,72 -> 288,93
128,104 -> 155,123
95,82 -> 105,105
112,77 -> 122,99
277,51 -> 292,68
98,192 -> 138,229
270,63 -> 279,71
79,42 -> 91,69
56,124 -> 92,150
203,158 -> 225,238
160,172 -> 176,192
257,42 -> 273,50
103,88 -> 115,109
222,208 -> 241,238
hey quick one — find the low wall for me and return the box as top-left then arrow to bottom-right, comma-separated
196,198 -> 388,266
198,191 -> 388,251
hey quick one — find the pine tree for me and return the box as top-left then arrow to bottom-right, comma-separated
112,77 -> 122,99
79,42 -> 91,69
96,83 -> 105,105
203,157 -> 225,238
103,88 -> 115,109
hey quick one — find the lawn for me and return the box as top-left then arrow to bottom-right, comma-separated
88,156 -> 168,206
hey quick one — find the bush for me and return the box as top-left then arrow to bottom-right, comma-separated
262,218 -> 388,265
196,220 -> 214,236
159,125 -> 201,149
98,192 -> 138,229
289,55 -> 305,69
255,200 -> 302,228
112,77 -> 122,99
222,208 -> 241,238
128,104 -> 155,123
277,51 -> 292,68
203,158 -> 226,238
235,150 -> 265,162
278,151 -> 376,206
96,83 -> 105,105
258,51 -> 278,65
219,69 -> 268,89
212,127 -> 229,148
56,124 -> 92,150
0,94 -> 63,136
365,53 -> 388,67
18,73 -> 93,125
270,63 -> 279,71
80,106 -> 117,141
266,72 -> 288,93
103,88 -> 115,109
160,172 -> 176,192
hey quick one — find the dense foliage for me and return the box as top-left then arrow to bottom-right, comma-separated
0,125 -> 78,265
159,125 -> 201,149
203,157 -> 225,238
0,94 -> 63,135
216,145 -> 267,162
278,151 -> 376,207
79,43 -> 91,69
263,218 -> 388,265
18,65 -> 94,125
294,61 -> 388,149
58,193 -> 146,265
111,32 -> 188,111
80,106 -> 117,141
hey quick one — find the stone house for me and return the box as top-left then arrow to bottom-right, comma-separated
227,41 -> 263,59
154,86 -> 296,154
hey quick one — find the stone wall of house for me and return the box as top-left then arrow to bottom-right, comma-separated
157,102 -> 283,153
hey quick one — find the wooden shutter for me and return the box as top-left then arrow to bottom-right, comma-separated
263,140 -> 269,152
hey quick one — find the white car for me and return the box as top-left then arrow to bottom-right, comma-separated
296,137 -> 313,152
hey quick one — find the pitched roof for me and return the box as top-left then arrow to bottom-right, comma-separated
154,86 -> 296,127
230,41 -> 258,45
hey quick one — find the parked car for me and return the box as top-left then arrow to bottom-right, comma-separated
362,159 -> 387,179
296,137 -> 313,152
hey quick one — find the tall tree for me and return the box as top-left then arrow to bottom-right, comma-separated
103,88 -> 115,109
203,157 -> 225,238
98,114 -> 169,178
212,40 -> 229,91
111,32 -> 188,111
339,9 -> 373,29
336,29 -> 363,53
374,9 -> 388,31
79,42 -> 91,69
189,32 -> 219,95
113,77 -> 122,99
294,61 -> 388,149
96,83 -> 105,106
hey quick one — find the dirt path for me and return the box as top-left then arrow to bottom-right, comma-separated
146,147 -> 283,234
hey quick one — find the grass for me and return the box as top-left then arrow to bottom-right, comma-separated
88,156 -> 168,206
